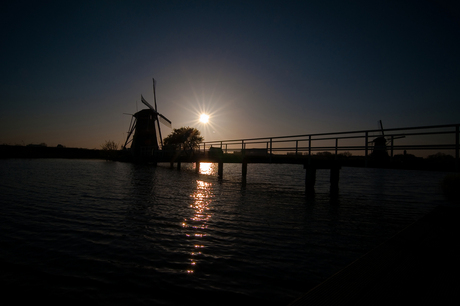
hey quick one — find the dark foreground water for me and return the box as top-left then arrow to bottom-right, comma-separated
0,159 -> 450,305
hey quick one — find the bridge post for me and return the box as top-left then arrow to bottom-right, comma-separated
304,164 -> 316,194
330,165 -> 340,194
269,138 -> 273,163
177,161 -> 181,170
365,131 -> 369,167
390,136 -> 394,160
195,161 -> 200,174
335,138 -> 338,160
242,158 -> 247,182
218,161 -> 223,179
456,125 -> 459,172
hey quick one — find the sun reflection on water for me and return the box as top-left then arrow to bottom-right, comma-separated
182,180 -> 214,273
199,162 -> 215,175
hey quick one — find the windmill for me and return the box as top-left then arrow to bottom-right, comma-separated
370,120 -> 405,158
123,79 -> 172,158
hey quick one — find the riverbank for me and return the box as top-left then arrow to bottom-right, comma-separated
0,145 -> 103,159
1,145 -> 457,173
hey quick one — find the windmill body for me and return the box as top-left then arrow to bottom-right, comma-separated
370,135 -> 389,160
130,109 -> 160,156
123,80 -> 172,160
370,120 -> 405,163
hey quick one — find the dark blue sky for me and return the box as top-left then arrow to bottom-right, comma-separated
1,0 -> 459,148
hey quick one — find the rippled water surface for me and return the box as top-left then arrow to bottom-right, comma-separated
0,159 -> 450,305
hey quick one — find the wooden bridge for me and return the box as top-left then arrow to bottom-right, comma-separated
136,123 -> 459,193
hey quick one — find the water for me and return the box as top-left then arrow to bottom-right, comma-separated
0,159 -> 450,305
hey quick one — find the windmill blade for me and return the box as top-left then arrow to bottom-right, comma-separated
152,79 -> 164,148
379,120 -> 385,136
122,116 -> 136,149
158,113 -> 172,128
153,78 -> 158,111
140,95 -> 158,114
139,80 -> 172,149
141,95 -> 171,126
393,135 -> 405,140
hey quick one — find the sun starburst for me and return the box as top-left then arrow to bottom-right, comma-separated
199,114 -> 209,123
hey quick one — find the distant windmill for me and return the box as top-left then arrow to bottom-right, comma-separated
370,120 -> 405,158
123,79 -> 172,158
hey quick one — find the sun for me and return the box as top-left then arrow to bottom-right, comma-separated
199,113 -> 209,123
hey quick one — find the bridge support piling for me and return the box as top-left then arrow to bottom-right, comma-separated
195,161 -> 200,174
218,161 -> 223,179
330,166 -> 340,194
305,163 -> 341,195
177,161 -> 181,170
305,165 -> 316,194
242,159 -> 248,182
456,125 -> 459,172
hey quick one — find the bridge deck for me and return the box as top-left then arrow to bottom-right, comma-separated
155,153 -> 345,167
144,152 -> 456,172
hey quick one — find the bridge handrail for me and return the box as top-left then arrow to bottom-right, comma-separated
198,123 -> 459,170
203,123 -> 459,145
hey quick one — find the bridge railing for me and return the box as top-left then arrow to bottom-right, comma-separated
199,123 -> 459,165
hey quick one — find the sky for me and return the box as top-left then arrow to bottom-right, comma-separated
1,0 -> 459,149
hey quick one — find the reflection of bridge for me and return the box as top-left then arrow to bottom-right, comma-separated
153,123 -> 459,193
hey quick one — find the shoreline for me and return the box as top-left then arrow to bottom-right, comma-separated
1,144 -> 457,173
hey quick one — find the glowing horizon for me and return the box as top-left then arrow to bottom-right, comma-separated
1,2 -> 458,149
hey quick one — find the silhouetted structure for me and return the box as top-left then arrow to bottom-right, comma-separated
123,80 -> 171,160
130,109 -> 161,155
369,120 -> 404,165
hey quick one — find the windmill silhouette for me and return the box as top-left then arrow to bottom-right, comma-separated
370,120 -> 405,159
123,79 -> 172,158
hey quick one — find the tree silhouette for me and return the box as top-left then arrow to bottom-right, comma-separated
101,140 -> 118,151
163,127 -> 203,152
101,140 -> 119,160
